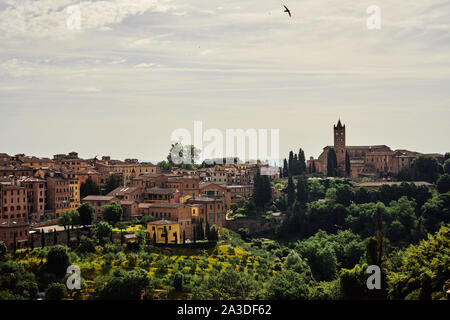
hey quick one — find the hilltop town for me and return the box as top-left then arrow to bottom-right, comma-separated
0,120 -> 449,301
0,150 -> 280,250
0,120 -> 446,251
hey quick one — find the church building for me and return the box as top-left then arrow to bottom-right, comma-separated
307,120 -> 440,179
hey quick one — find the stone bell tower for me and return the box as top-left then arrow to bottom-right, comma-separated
333,119 -> 346,166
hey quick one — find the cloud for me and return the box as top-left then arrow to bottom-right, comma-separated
134,63 -> 156,68
0,0 -> 176,39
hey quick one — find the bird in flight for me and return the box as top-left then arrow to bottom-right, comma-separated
283,5 -> 291,17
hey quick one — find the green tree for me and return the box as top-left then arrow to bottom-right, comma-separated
436,174 -> 450,193
104,174 -> 122,195
339,264 -> 369,300
99,268 -> 152,300
191,266 -> 261,299
46,245 -> 70,277
355,187 -> 371,204
101,202 -> 123,225
309,179 -> 325,201
173,272 -> 183,291
411,155 -> 440,183
327,148 -> 338,177
386,226 -> 450,300
96,222 -> 113,244
80,176 -> 100,199
298,148 -> 307,174
288,151 -> 294,176
68,209 -> 80,229
77,202 -> 95,227
295,236 -> 338,281
45,282 -> 67,300
421,192 -> 450,234
287,174 -> 296,206
443,159 -> 450,174
335,184 -> 354,206
58,211 -> 71,230
266,270 -> 309,300
283,158 -> 289,178
253,169 -> 272,210
345,151 -> 351,176
296,176 -> 308,206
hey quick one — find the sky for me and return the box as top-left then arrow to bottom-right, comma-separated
0,0 -> 449,164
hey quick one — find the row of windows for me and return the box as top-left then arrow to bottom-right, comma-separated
150,212 -> 172,218
4,198 -> 26,204
2,213 -> 26,219
3,206 -> 26,211
3,190 -> 25,196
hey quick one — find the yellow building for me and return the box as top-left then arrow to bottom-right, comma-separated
111,163 -> 161,185
21,156 -> 54,169
147,220 -> 181,244
68,177 -> 80,209
63,172 -> 81,209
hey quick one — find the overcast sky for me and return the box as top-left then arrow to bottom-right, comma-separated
0,0 -> 449,163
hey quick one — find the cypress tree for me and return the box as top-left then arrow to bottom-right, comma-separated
327,148 -> 338,177
120,230 -> 124,245
53,229 -> 57,245
287,174 -> 296,206
41,230 -> 45,248
66,228 -> 70,247
288,151 -> 294,175
293,154 -> 299,175
345,151 -> 351,177
163,227 -> 168,244
296,176 -> 308,206
283,158 -> 289,178
30,232 -> 34,250
153,231 -> 157,244
183,230 -> 186,244
13,231 -> 16,253
312,161 -> 316,173
298,148 -> 306,174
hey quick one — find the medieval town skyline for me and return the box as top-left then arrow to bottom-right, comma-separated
1,0 -> 449,161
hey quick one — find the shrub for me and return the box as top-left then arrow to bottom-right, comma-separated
45,282 -> 67,300
46,245 -> 70,277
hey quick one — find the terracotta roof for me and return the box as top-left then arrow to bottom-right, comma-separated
107,186 -> 139,196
